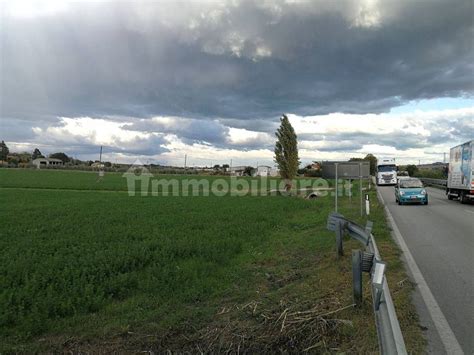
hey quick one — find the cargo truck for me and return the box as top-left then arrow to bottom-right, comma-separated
447,140 -> 474,204
376,158 -> 397,185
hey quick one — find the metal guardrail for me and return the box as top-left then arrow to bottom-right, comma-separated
418,178 -> 447,188
327,212 -> 407,355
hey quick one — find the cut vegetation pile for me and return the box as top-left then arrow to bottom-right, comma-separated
0,169 -> 424,353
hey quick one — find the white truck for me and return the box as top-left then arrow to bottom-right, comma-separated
376,158 -> 397,185
447,140 -> 474,204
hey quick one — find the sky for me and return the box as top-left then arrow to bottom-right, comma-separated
1,0 -> 473,167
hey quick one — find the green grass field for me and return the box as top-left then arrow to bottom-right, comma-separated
0,169 -> 424,353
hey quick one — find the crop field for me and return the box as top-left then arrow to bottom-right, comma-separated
0,169 -> 424,352
0,169 -> 290,192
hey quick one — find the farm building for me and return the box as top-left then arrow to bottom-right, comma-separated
91,162 -> 105,169
229,166 -> 247,176
32,158 -> 63,168
254,165 -> 279,177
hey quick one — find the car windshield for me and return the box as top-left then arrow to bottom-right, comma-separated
378,165 -> 396,172
400,180 -> 423,188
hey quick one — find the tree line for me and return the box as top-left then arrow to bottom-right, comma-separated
0,141 -> 113,168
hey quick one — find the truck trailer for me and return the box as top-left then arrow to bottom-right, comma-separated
447,140 -> 474,203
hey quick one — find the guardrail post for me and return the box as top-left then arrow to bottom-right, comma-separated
365,220 -> 373,235
336,220 -> 344,257
352,249 -> 363,306
327,213 -> 407,354
371,260 -> 386,311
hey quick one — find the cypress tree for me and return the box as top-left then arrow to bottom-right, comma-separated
274,114 -> 299,190
32,148 -> 44,160
0,141 -> 9,161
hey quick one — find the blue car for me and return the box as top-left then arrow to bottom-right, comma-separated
395,178 -> 428,205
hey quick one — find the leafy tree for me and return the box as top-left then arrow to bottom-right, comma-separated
406,164 -> 418,177
17,152 -> 32,163
49,152 -> 70,163
274,114 -> 299,190
7,155 -> 19,166
0,141 -> 9,161
364,154 -> 377,175
349,154 -> 377,175
32,148 -> 44,160
243,166 -> 255,176
222,164 -> 229,169
298,167 -> 308,175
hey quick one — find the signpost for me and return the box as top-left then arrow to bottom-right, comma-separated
359,163 -> 363,217
321,161 -> 371,214
334,163 -> 338,212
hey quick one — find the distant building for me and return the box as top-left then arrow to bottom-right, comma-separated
308,162 -> 321,171
229,165 -> 279,177
229,166 -> 247,176
32,158 -> 63,169
254,165 -> 279,177
90,162 -> 105,169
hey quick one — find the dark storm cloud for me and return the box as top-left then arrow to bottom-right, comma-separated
1,0 -> 473,161
1,117 -> 40,141
219,118 -> 279,133
298,131 -> 420,151
1,0 -> 473,123
36,135 -> 171,157
125,118 -> 230,145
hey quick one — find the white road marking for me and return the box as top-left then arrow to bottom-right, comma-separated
377,189 -> 464,355
464,209 -> 474,214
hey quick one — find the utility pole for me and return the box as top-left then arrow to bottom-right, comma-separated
184,154 -> 187,171
97,145 -> 104,179
334,163 -> 338,212
359,162 -> 363,217
443,152 -> 446,163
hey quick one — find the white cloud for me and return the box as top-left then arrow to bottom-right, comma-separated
20,106 -> 473,166
31,117 -> 168,157
33,117 -> 151,146
227,127 -> 273,146
3,0 -> 70,18
352,0 -> 382,28
287,111 -> 431,136
160,134 -> 274,167
288,107 -> 473,164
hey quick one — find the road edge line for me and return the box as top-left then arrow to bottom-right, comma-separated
376,189 -> 464,355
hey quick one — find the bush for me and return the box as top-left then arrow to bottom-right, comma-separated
413,169 -> 445,179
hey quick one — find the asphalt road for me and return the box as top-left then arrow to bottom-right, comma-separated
378,186 -> 474,354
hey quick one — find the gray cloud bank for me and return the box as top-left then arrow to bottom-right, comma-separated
2,0 -> 473,119
1,0 -> 473,161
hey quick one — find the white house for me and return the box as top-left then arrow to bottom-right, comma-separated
229,166 -> 247,176
91,162 -> 105,169
255,165 -> 279,177
32,158 -> 63,169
